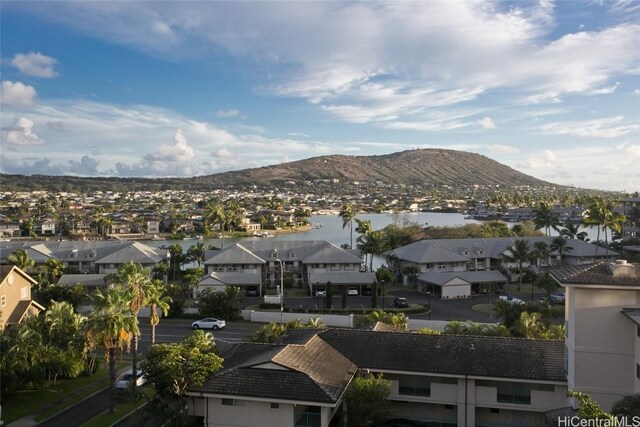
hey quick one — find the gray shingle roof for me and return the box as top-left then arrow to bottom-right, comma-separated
549,262 -> 640,287
389,237 -> 619,263
319,329 -> 566,382
200,272 -> 262,286
57,274 -> 108,287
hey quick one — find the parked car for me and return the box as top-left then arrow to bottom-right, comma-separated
393,297 -> 409,308
347,287 -> 359,296
499,295 -> 525,305
315,289 -> 326,297
116,369 -> 147,390
549,292 -> 565,304
361,287 -> 373,296
192,317 -> 226,330
245,287 -> 259,297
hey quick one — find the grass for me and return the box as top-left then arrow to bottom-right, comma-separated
81,389 -> 155,427
471,303 -> 497,314
505,283 -> 542,296
3,361 -> 129,424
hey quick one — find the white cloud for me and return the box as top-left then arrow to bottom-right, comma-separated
539,116 -> 640,138
542,149 -> 556,162
216,109 -> 240,118
0,81 -> 37,107
634,89 -> 640,96
487,144 -> 519,154
479,117 -> 496,129
4,117 -> 46,146
214,147 -> 235,159
626,145 -> 640,157
10,52 -> 59,78
144,129 -> 195,162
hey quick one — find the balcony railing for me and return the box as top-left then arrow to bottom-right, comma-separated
399,385 -> 431,397
496,391 -> 531,405
295,411 -> 321,427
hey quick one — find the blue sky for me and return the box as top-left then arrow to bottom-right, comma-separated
1,1 -> 639,192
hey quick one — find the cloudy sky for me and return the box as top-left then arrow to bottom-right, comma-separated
1,1 -> 639,191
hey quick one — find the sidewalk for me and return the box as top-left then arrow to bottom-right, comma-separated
7,365 -> 133,427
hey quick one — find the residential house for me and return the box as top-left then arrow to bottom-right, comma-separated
0,220 -> 21,238
35,217 -> 57,235
187,328 -> 567,427
387,237 -> 619,299
0,265 -> 44,329
549,260 -> 640,411
200,240 -> 375,295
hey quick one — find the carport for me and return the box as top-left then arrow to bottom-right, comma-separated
418,270 -> 507,299
308,271 -> 376,295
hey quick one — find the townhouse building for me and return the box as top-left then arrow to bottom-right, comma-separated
186,329 -> 567,427
387,237 -> 619,299
0,240 -> 169,274
200,240 -> 375,295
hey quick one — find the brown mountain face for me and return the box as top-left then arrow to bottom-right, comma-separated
204,149 -> 552,187
0,149 -> 555,192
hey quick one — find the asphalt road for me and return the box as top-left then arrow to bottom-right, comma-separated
39,388 -> 111,427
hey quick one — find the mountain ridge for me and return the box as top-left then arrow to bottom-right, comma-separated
0,149 -> 556,191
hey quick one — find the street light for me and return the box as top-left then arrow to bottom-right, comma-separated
381,280 -> 385,309
427,291 -> 431,320
274,258 -> 284,323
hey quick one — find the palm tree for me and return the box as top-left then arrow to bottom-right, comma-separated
204,200 -> 226,247
531,241 -> 550,267
583,200 -> 610,258
559,222 -> 588,241
516,312 -> 542,339
550,236 -> 573,265
8,249 -> 35,271
108,262 -> 151,392
186,242 -> 211,267
339,203 -> 358,249
44,258 -> 65,284
603,211 -> 626,245
145,279 -> 172,344
532,203 -> 560,236
357,230 -> 389,272
502,239 -> 534,290
86,285 -> 138,413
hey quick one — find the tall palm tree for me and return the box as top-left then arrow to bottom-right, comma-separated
204,200 -> 226,247
559,222 -> 588,241
108,262 -> 151,392
357,230 -> 389,273
550,236 -> 573,265
583,200 -> 611,258
532,203 -> 560,236
339,203 -> 358,249
355,219 -> 373,267
86,285 -> 138,413
44,258 -> 65,285
603,211 -> 626,245
8,249 -> 35,271
531,241 -> 550,267
145,279 -> 172,344
502,239 -> 534,289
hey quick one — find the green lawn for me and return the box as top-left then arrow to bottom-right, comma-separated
471,303 -> 497,314
505,283 -> 542,296
81,389 -> 155,427
3,361 -> 128,424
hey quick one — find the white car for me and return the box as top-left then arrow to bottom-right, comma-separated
499,295 -> 525,305
116,369 -> 147,390
192,317 -> 226,330
315,289 -> 326,297
347,287 -> 359,296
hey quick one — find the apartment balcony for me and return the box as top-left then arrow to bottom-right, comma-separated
475,385 -> 562,411
389,380 -> 458,404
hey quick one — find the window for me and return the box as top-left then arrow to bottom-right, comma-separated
288,251 -> 296,258
270,403 -> 280,409
330,264 -> 340,271
479,249 -> 485,255
463,250 -> 469,256
345,264 -> 355,271
497,385 -> 531,404
1,295 -> 6,307
399,379 -> 430,397
437,264 -> 447,271
637,363 -> 640,380
227,265 -> 238,272
87,250 -> 96,258
221,398 -> 245,406
212,266 -> 223,272
490,408 -> 500,414
21,287 -> 28,299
